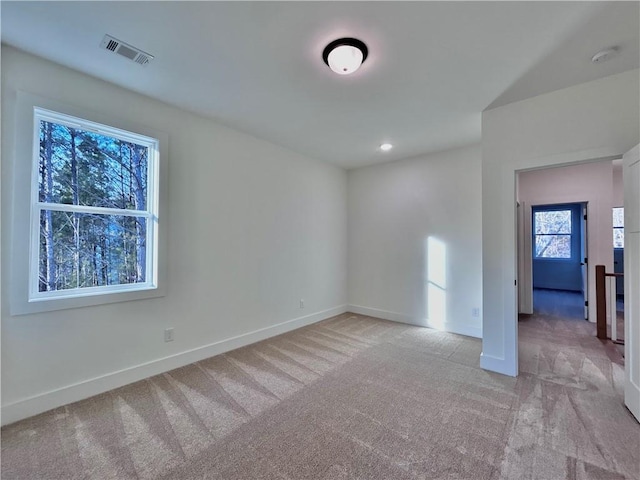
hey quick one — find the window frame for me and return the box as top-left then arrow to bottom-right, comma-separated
29,108 -> 160,302
532,204 -> 579,262
10,91 -> 168,315
613,206 -> 624,249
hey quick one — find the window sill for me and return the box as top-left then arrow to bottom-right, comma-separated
533,257 -> 577,262
12,285 -> 166,316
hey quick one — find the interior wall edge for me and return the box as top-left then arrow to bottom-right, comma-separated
480,353 -> 517,377
347,304 -> 482,339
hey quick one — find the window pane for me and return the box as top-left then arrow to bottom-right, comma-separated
39,210 -> 147,292
534,210 -> 571,234
535,234 -> 571,258
38,121 -> 148,210
613,228 -> 624,249
613,207 -> 624,228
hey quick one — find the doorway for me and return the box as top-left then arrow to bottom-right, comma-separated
516,160 -> 617,326
531,202 -> 587,321
514,159 -> 626,406
613,206 -> 625,343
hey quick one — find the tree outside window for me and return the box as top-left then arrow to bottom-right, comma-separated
32,108 -> 159,300
613,207 -> 624,248
534,209 -> 572,259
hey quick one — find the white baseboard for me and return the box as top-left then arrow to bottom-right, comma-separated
349,306 -> 509,377
424,319 -> 482,339
347,304 -> 482,339
347,304 -> 422,326
480,353 -> 517,377
1,305 -> 348,426
625,378 -> 640,423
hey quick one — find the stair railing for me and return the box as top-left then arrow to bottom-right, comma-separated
595,264 -> 624,344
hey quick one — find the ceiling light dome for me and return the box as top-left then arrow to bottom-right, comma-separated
323,38 -> 368,75
591,46 -> 619,64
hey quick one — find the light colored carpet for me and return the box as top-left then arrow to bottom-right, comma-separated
2,312 -> 638,479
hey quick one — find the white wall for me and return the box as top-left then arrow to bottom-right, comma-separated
1,47 -> 348,424
517,161 -> 615,320
482,69 -> 640,376
347,145 -> 483,338
613,159 -> 624,207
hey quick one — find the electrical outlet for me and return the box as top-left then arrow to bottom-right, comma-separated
164,328 -> 174,342
299,299 -> 305,309
472,308 -> 480,318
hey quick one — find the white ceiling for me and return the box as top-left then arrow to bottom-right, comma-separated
2,1 -> 638,169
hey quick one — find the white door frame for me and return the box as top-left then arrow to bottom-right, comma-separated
581,203 -> 588,320
623,143 -> 640,421
520,199 -> 588,319
515,165 -> 600,323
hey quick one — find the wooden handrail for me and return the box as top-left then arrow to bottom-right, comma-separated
596,265 -> 607,339
596,264 -> 624,342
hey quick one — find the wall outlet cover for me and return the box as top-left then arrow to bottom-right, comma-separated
164,328 -> 174,342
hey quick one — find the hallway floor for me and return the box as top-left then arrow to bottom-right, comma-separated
515,299 -> 637,478
533,288 -> 586,320
533,288 -> 625,343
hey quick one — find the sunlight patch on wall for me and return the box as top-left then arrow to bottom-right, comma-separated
426,236 -> 447,329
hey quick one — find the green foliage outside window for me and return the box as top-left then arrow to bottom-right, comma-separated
37,119 -> 150,293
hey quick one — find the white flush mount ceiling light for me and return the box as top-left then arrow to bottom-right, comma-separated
322,38 -> 368,75
591,46 -> 619,64
380,143 -> 393,152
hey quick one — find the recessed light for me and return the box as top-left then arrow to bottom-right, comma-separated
322,38 -> 368,75
380,143 -> 393,152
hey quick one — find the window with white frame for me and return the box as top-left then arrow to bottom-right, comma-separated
31,108 -> 159,301
533,209 -> 573,259
613,207 -> 624,248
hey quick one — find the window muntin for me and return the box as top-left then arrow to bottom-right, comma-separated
534,209 -> 572,259
31,108 -> 159,301
613,207 -> 624,248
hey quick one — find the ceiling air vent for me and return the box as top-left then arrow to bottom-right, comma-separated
100,34 -> 154,66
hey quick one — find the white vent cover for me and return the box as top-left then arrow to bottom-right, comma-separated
100,35 -> 154,66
